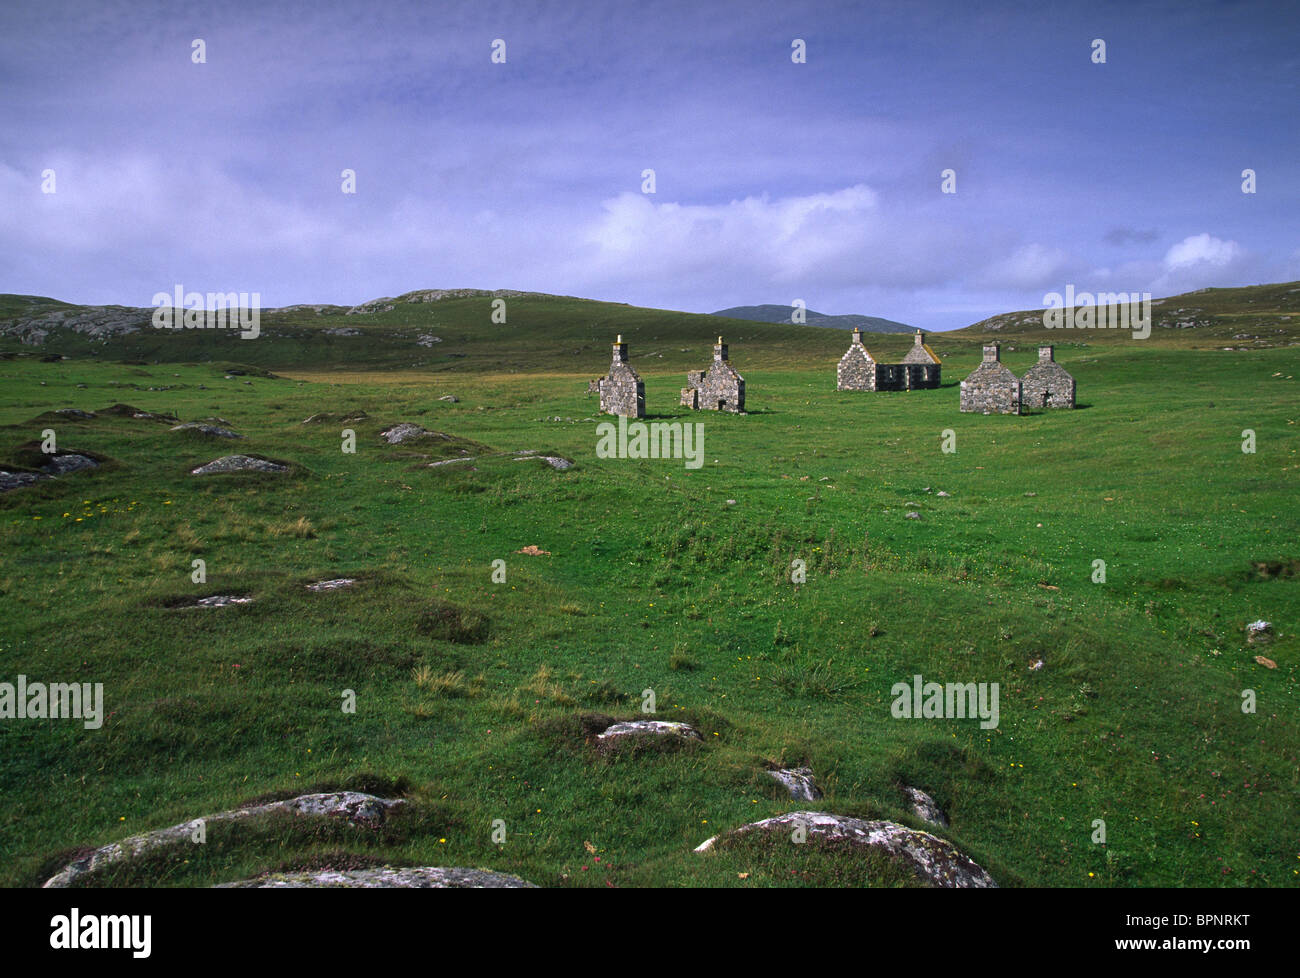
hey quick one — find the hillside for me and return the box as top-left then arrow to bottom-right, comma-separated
955,281 -> 1300,349
711,304 -> 914,333
4,282 -> 1299,380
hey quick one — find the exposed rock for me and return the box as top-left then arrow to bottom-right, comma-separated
1246,620 -> 1273,644
937,490 -> 951,498
322,327 -> 362,337
171,422 -> 243,439
305,579 -> 357,592
417,334 -> 442,347
55,408 -> 96,419
380,423 -> 447,445
767,767 -> 822,801
0,471 -> 44,492
191,455 -> 287,475
217,865 -> 536,888
438,394 -> 459,402
514,454 -> 573,470
905,511 -> 921,520
43,792 -> 404,888
596,720 -> 702,746
190,595 -> 253,608
41,454 -> 99,475
694,811 -> 995,888
903,787 -> 949,827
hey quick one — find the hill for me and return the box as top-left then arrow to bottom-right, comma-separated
711,304 -> 914,333
954,281 -> 1300,349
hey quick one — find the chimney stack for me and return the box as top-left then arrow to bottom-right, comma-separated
982,344 -> 1000,362
1038,345 -> 1054,362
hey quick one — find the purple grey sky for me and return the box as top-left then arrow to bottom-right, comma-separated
2,0 -> 1297,330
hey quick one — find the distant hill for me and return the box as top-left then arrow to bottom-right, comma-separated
710,304 -> 915,333
952,281 -> 1300,349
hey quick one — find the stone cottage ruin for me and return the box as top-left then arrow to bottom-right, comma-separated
681,337 -> 745,412
596,335 -> 645,418
959,344 -> 1021,414
900,330 -> 942,388
1020,346 -> 1075,409
837,328 -> 941,391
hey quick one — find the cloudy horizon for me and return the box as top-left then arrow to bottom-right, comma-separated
2,0 -> 1297,330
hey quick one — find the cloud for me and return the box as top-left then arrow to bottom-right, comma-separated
1163,233 -> 1243,269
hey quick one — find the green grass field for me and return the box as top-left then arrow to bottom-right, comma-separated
0,289 -> 1297,887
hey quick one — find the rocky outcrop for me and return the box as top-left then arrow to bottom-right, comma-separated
43,792 -> 404,888
903,787 -> 949,827
595,720 -> 702,748
767,767 -> 822,801
191,455 -> 287,475
216,866 -> 536,888
694,811 -> 995,888
171,422 -> 243,439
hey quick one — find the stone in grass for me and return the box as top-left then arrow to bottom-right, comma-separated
41,454 -> 99,475
595,719 -> 703,748
513,454 -> 573,470
305,579 -> 357,592
767,767 -> 822,801
43,792 -> 404,888
380,423 -> 448,445
903,787 -> 949,827
438,394 -> 459,402
191,455 -> 287,476
216,866 -> 536,888
1246,620 -> 1273,644
693,811 -> 995,888
0,471 -> 44,492
191,595 -> 253,608
937,490 -> 951,498
170,422 -> 243,439
905,511 -> 921,520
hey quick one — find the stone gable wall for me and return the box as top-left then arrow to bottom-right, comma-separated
1022,362 -> 1075,409
960,362 -> 1021,414
599,342 -> 645,417
683,346 -> 744,412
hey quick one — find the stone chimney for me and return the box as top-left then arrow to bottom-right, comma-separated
1038,345 -> 1054,362
612,334 -> 628,362
852,327 -> 864,345
914,329 -> 925,346
982,344 -> 1000,362
714,336 -> 728,361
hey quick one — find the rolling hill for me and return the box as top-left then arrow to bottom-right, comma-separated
711,304 -> 915,333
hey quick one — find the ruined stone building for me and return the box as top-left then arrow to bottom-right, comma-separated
837,328 -> 942,391
681,337 -> 745,412
1020,346 -> 1075,409
900,330 -> 942,388
596,335 -> 645,418
959,344 -> 1021,414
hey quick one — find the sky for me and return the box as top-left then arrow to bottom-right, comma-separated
1,0 -> 1298,330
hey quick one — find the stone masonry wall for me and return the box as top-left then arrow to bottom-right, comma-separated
599,337 -> 645,418
1021,346 -> 1075,409
959,345 -> 1021,414
683,341 -> 744,412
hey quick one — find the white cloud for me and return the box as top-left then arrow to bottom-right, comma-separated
1163,233 -> 1242,269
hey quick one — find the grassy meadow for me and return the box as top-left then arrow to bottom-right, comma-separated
0,291 -> 1297,887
